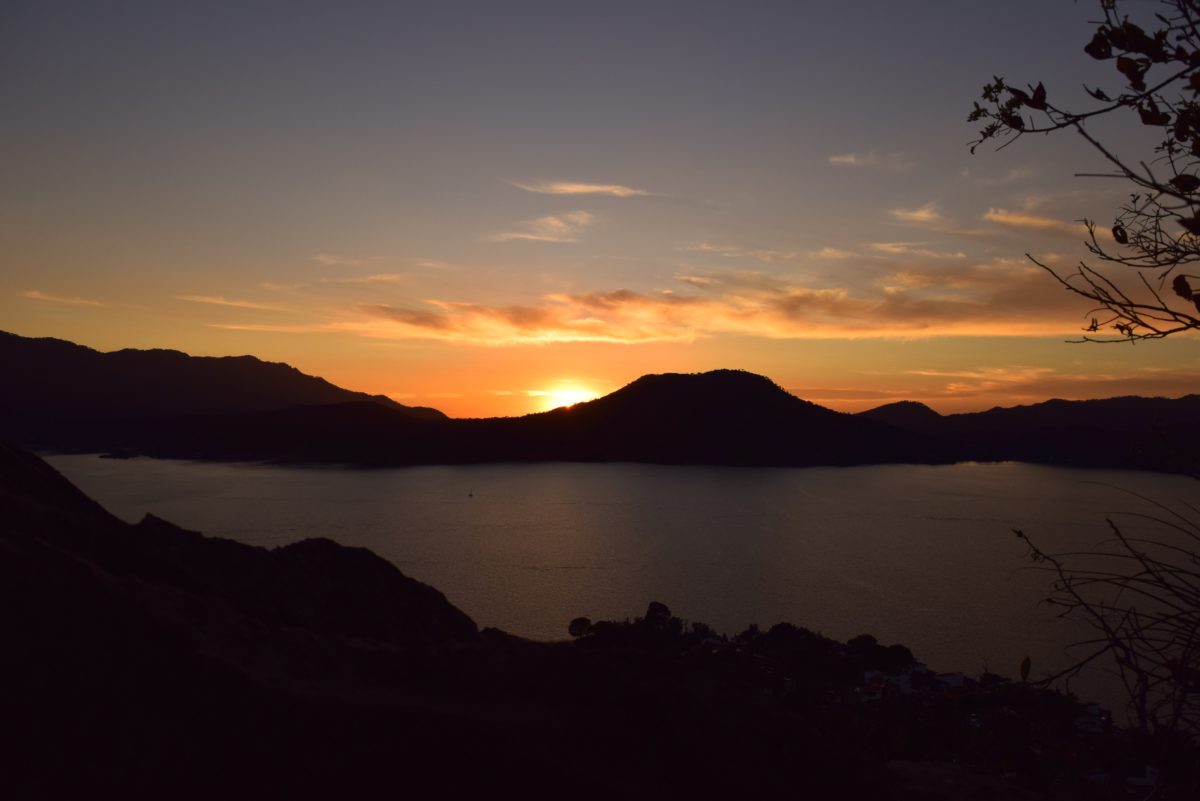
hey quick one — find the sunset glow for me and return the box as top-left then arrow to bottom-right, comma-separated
4,2 -> 1200,418
540,385 -> 601,411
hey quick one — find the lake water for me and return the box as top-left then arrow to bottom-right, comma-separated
45,454 -> 1200,707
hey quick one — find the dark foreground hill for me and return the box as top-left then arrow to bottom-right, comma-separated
3,444 -> 1194,798
0,330 -> 445,450
860,395 -> 1200,474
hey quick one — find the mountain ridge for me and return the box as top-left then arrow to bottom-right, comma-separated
858,393 -> 1200,473
4,330 -> 1198,472
0,330 -> 445,450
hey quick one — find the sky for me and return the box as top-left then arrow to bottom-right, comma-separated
3,0 -> 1199,417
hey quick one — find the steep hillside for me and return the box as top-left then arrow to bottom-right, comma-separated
0,330 -> 444,449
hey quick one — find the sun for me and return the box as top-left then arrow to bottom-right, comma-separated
540,384 -> 599,411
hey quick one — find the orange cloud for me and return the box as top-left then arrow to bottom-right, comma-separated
828,151 -> 911,171
20,289 -> 103,307
982,208 -> 1090,238
320,260 -> 1090,345
311,252 -> 365,267
904,365 -> 1200,404
318,274 -> 408,285
685,243 -> 804,263
889,203 -> 945,225
510,180 -> 649,197
493,211 -> 595,243
178,295 -> 287,311
868,242 -> 966,259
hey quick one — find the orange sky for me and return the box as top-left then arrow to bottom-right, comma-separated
4,2 -> 1199,418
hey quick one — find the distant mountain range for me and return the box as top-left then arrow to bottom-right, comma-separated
858,396 -> 1200,473
139,368 -> 949,466
3,330 -> 1197,472
0,330 -> 444,450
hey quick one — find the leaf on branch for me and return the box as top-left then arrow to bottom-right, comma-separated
1116,21 -> 1167,62
1170,173 -> 1200,193
1179,215 -> 1200,235
999,109 -> 1024,131
1138,99 -> 1170,126
1029,82 -> 1047,111
1086,85 -> 1111,101
1116,56 -> 1150,91
1085,30 -> 1113,60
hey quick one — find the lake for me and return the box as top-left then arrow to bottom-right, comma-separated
45,454 -> 1200,707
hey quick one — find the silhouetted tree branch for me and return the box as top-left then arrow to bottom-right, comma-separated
1013,489 -> 1200,748
971,0 -> 1200,341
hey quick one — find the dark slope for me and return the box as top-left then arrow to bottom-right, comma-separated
0,445 -> 887,798
5,444 -> 1179,799
858,400 -> 946,436
498,369 -> 951,465
0,330 -> 444,449
859,395 -> 1200,472
0,440 -> 476,644
140,369 -> 954,467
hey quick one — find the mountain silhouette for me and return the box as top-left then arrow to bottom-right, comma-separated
491,369 -> 950,465
859,394 -> 1200,473
0,330 -> 444,450
856,400 -> 945,435
6,329 -> 1199,472
131,368 -> 953,467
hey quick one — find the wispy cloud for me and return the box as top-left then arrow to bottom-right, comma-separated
786,386 -> 913,402
489,388 -> 566,398
493,211 -> 595,243
828,151 -> 911,171
510,180 -> 650,198
312,252 -> 365,267
178,295 -> 286,311
982,208 -> 1090,238
207,322 -> 322,333
20,289 -> 103,307
326,258 -> 1088,346
685,243 -> 803,263
961,166 -> 1036,187
889,203 -> 945,225
898,365 -> 1200,403
868,242 -> 966,260
318,274 -> 408,285
813,247 -> 855,260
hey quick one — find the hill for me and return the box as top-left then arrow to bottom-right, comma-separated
4,442 -> 1188,798
6,329 -> 1198,472
136,369 -> 953,467
0,330 -> 445,450
859,395 -> 1200,473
